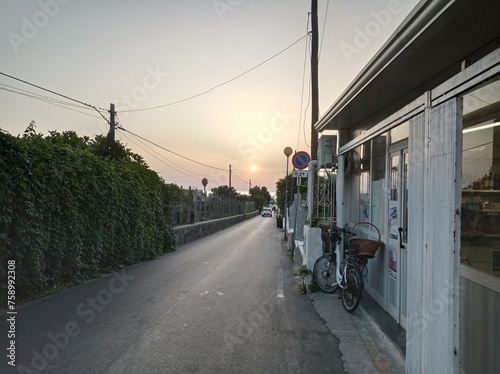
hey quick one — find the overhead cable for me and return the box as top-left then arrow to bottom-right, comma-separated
0,85 -> 103,120
0,71 -> 110,123
116,126 -> 227,171
118,33 -> 310,113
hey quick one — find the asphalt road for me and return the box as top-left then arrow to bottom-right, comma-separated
1,216 -> 345,374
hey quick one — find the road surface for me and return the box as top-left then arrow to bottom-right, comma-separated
2,216 -> 345,373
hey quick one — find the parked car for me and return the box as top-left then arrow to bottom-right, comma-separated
261,207 -> 272,217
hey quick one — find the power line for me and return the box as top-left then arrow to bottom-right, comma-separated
116,116 -> 222,180
231,170 -> 247,185
118,33 -> 310,113
0,71 -> 110,123
0,71 -> 108,111
116,126 -> 227,171
116,114 -> 190,176
319,0 -> 330,59
0,85 -> 103,120
298,15 -> 311,150
118,129 -> 195,179
0,83 -> 94,109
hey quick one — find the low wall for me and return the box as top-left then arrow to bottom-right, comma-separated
173,211 -> 259,247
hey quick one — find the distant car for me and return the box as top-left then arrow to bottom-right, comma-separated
261,207 -> 272,217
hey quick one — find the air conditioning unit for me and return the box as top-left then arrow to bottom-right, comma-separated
318,135 -> 337,168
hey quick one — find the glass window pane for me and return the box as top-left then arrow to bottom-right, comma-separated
371,134 -> 387,236
359,144 -> 371,221
461,80 -> 500,279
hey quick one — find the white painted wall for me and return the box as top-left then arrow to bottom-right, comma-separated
406,97 -> 461,373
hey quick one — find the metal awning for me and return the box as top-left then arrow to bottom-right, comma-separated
315,0 -> 500,133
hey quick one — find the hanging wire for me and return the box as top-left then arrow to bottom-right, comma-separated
297,14 -> 311,150
116,126 -> 227,171
119,33 -> 310,113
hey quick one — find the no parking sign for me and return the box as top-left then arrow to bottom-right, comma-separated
291,151 -> 310,170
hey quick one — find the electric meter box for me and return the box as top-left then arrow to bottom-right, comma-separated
318,135 -> 337,168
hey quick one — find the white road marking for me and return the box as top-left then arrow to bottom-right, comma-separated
277,266 -> 284,298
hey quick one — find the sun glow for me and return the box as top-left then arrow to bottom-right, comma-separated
250,166 -> 257,172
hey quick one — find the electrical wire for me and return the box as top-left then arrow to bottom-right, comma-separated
297,15 -> 311,150
118,33 -> 310,113
302,73 -> 312,148
118,130 -> 199,179
231,170 -> 248,185
118,124 -> 227,187
116,126 -> 227,171
0,71 -> 110,124
0,86 -> 104,120
0,83 -> 95,109
115,114 -> 221,180
0,71 -> 108,111
319,0 -> 330,59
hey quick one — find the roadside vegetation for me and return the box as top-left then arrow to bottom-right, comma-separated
0,123 -> 176,307
0,123 -> 273,308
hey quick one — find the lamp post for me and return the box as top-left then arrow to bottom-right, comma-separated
283,146 -> 293,240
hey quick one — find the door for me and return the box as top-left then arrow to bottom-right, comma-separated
387,149 -> 408,328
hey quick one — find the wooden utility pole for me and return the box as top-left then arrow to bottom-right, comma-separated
229,164 -> 232,189
311,0 -> 319,160
109,103 -> 116,144
103,103 -> 116,156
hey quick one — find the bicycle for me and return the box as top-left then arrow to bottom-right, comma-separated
313,222 -> 381,313
313,226 -> 344,294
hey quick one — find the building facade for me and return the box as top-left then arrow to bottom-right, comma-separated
315,0 -> 500,372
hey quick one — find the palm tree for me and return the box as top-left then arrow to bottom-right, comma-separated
202,178 -> 208,195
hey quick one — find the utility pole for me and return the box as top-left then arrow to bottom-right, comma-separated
103,103 -> 116,156
109,103 -> 116,144
249,179 -> 251,192
229,164 -> 232,189
311,0 -> 319,160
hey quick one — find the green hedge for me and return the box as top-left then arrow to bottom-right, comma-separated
0,127 -> 175,307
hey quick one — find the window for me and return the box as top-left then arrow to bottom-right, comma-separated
371,134 -> 387,235
461,79 -> 500,278
359,144 -> 370,221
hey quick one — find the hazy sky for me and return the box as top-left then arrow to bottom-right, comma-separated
0,0 -> 419,193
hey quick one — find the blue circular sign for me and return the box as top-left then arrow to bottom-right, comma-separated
292,151 -> 310,170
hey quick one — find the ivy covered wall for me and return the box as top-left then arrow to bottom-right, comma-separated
0,125 -> 176,307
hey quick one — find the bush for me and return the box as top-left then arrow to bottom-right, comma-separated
0,127 -> 176,307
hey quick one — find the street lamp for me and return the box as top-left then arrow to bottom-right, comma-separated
283,146 -> 293,240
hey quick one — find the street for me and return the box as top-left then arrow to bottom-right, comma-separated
2,216 -> 345,374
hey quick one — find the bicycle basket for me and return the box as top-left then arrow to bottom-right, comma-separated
348,222 -> 382,258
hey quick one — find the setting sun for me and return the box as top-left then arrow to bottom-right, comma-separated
250,166 -> 257,172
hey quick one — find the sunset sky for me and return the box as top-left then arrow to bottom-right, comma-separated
0,0 -> 419,193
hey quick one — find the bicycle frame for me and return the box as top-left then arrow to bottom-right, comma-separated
334,227 -> 348,288
333,225 -> 366,286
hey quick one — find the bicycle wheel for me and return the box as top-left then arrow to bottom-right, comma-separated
313,255 -> 338,293
341,263 -> 364,313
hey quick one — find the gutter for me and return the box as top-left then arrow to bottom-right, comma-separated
315,0 -> 455,132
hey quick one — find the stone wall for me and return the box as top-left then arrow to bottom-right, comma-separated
173,211 -> 259,247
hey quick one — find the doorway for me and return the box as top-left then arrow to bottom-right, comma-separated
387,147 -> 408,328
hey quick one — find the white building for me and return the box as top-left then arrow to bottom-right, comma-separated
314,0 -> 500,372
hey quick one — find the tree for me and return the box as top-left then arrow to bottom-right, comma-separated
275,174 -> 293,209
202,178 -> 208,195
211,185 -> 238,198
249,186 -> 271,210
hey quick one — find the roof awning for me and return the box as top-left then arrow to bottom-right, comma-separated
315,0 -> 500,133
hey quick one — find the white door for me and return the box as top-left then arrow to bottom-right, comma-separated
387,149 -> 408,328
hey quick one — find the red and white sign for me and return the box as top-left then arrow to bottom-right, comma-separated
292,151 -> 310,170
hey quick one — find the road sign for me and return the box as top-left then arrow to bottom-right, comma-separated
292,170 -> 308,178
292,151 -> 310,170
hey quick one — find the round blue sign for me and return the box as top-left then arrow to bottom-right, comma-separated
292,151 -> 310,170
